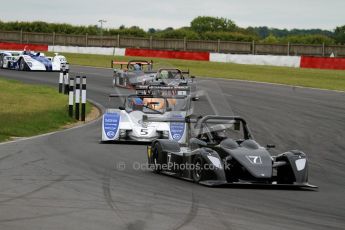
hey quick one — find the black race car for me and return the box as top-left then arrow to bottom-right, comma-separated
149,68 -> 198,100
146,115 -> 317,189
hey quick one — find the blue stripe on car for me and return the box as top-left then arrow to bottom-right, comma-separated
29,54 -> 53,70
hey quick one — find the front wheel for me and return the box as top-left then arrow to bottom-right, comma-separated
192,155 -> 205,182
112,77 -> 116,88
19,58 -> 27,71
152,143 -> 164,173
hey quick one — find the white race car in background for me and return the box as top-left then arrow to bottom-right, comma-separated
0,50 -> 67,71
101,92 -> 193,144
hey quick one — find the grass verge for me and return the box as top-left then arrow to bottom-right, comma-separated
52,52 -> 345,91
0,77 -> 92,142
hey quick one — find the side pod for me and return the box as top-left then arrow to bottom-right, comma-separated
101,109 -> 121,141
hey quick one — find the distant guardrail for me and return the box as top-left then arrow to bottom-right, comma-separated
1,30 -> 345,57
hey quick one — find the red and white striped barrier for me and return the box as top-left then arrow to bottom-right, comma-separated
300,56 -> 345,70
1,41 -> 344,70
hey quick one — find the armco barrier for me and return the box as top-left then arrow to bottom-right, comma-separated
300,56 -> 345,70
125,48 -> 210,61
0,42 -> 48,51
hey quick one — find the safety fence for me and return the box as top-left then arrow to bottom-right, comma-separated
1,30 -> 345,57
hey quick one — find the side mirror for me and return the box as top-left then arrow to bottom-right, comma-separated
190,138 -> 207,147
118,106 -> 125,110
266,144 -> 275,149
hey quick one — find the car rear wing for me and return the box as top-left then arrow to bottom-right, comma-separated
142,115 -> 253,139
109,93 -> 188,99
111,59 -> 153,69
142,115 -> 242,123
136,85 -> 191,91
136,85 -> 191,96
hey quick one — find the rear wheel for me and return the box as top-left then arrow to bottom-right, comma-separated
192,155 -> 205,182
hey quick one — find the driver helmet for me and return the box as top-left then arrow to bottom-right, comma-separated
133,64 -> 141,71
210,124 -> 228,141
160,70 -> 169,79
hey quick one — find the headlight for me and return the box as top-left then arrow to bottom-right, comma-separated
119,129 -> 127,138
207,155 -> 223,169
295,158 -> 306,171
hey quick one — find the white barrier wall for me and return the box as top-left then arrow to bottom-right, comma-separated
210,53 -> 301,68
48,46 -> 126,56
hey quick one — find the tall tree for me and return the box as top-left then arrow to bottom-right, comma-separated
190,16 -> 237,33
334,25 -> 345,44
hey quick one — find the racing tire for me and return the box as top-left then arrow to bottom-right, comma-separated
19,58 -> 28,71
192,155 -> 205,182
152,143 -> 164,173
112,77 -> 116,88
277,164 -> 295,184
0,56 -> 3,69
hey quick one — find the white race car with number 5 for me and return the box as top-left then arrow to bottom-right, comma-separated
101,91 -> 193,144
0,50 -> 67,71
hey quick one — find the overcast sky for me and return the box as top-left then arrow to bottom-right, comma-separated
1,0 -> 344,31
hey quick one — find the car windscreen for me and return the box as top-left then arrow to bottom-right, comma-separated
125,96 -> 167,114
193,119 -> 245,142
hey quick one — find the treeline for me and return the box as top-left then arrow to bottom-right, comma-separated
0,17 -> 344,45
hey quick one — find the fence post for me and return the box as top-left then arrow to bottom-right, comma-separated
150,36 -> 153,49
85,33 -> 88,47
81,76 -> 87,121
75,76 -> 81,120
287,42 -> 290,56
52,32 -> 55,46
183,37 -> 187,51
217,39 -> 220,53
68,77 -> 74,117
117,34 -> 120,47
252,40 -> 255,55
20,30 -> 23,44
59,64 -> 65,93
322,43 -> 325,57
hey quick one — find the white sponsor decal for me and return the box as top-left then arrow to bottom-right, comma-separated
246,155 -> 262,164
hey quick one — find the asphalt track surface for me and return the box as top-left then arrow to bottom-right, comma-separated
0,66 -> 344,230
